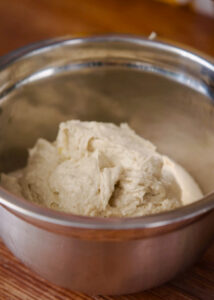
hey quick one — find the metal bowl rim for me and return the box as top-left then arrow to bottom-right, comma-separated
0,34 -> 214,230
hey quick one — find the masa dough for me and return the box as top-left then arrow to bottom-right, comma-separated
1,120 -> 202,217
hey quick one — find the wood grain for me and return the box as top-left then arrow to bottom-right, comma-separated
0,0 -> 213,57
0,0 -> 214,299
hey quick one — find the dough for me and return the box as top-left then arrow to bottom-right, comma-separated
1,120 -> 202,217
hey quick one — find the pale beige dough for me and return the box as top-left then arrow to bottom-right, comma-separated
1,120 -> 202,217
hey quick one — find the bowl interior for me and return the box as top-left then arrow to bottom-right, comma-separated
0,37 -> 214,197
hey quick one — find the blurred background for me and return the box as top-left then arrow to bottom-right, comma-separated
0,0 -> 214,57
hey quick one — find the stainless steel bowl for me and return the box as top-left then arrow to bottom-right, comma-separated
0,35 -> 214,295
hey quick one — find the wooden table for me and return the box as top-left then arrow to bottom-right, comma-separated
0,0 -> 214,299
